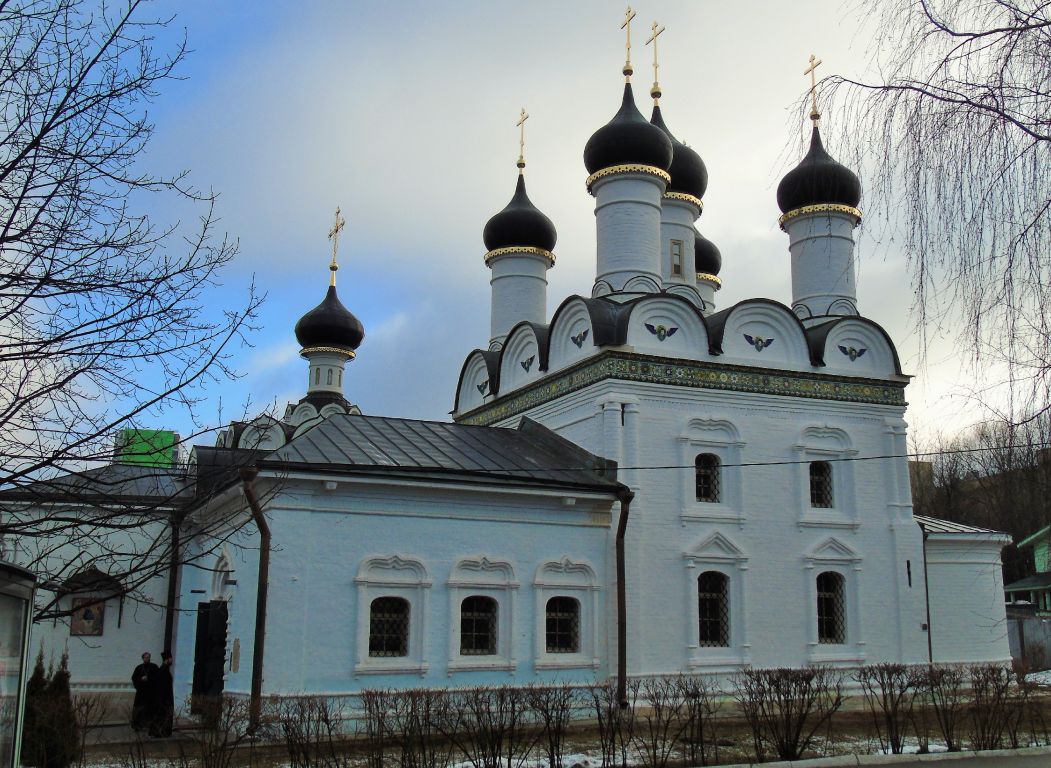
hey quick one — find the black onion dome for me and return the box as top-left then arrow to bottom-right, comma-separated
650,106 -> 708,199
584,83 -> 673,174
694,227 -> 722,275
294,286 -> 364,351
776,126 -> 861,214
482,174 -> 557,252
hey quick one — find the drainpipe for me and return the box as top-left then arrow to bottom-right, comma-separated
921,530 -> 933,664
162,512 -> 182,653
239,467 -> 271,734
615,488 -> 634,708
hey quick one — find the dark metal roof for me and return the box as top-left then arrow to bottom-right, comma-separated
263,414 -> 624,494
0,463 -> 191,506
915,515 -> 1005,536
1005,572 -> 1051,592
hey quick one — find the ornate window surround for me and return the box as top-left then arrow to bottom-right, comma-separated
533,557 -> 600,670
678,418 -> 745,527
793,425 -> 859,530
682,532 -> 750,669
354,554 -> 431,676
804,537 -> 865,665
447,556 -> 519,673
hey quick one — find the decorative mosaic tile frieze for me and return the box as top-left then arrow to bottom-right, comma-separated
455,350 -> 906,426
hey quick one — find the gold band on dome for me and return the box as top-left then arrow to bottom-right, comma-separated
586,164 -> 671,193
483,246 -> 556,266
662,191 -> 703,211
696,273 -> 722,287
300,346 -> 357,359
778,203 -> 862,230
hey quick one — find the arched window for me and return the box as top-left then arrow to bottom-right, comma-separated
695,454 -> 721,503
697,571 -> 729,647
460,596 -> 497,655
545,596 -> 580,653
314,368 -> 321,385
368,597 -> 409,657
816,571 -> 846,644
809,461 -> 833,507
326,368 -> 333,385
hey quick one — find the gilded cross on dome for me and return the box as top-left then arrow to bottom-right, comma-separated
516,108 -> 529,172
328,207 -> 346,287
621,6 -> 637,79
804,54 -> 823,124
645,20 -> 665,102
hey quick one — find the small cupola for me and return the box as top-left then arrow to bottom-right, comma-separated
290,209 -> 365,421
584,83 -> 673,175
482,174 -> 557,254
650,106 -> 707,201
776,126 -> 861,215
484,110 -> 557,349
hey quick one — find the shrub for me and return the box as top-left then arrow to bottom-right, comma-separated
853,663 -> 915,754
733,666 -> 843,761
22,651 -> 80,768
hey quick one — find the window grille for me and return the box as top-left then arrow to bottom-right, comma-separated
695,454 -> 721,503
545,596 -> 580,653
460,595 -> 497,655
816,571 -> 846,644
368,596 -> 409,657
697,571 -> 730,647
809,461 -> 833,507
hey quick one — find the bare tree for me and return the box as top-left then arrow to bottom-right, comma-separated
825,0 -> 1050,405
910,413 -> 1051,582
0,0 -> 261,617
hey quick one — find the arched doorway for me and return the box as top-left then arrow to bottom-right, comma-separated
190,552 -> 233,714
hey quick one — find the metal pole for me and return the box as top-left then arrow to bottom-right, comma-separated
239,468 -> 271,733
615,488 -> 634,708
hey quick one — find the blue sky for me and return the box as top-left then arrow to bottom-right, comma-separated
129,1 -> 990,447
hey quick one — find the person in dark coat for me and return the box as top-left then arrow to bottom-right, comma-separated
151,650 -> 175,737
131,651 -> 159,731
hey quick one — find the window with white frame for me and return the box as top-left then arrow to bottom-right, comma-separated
670,240 -> 684,277
678,419 -> 744,524
683,532 -> 749,667
804,537 -> 862,661
354,555 -> 430,675
369,597 -> 409,657
816,571 -> 846,644
533,557 -> 598,669
795,426 -> 857,526
448,556 -> 518,671
697,571 -> 729,647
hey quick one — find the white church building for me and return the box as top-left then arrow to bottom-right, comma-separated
13,30 -> 1011,708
